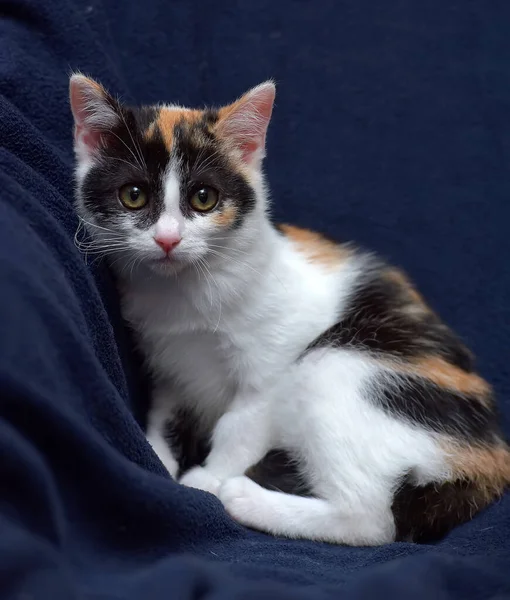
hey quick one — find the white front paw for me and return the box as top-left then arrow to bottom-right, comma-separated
179,466 -> 221,496
218,476 -> 264,526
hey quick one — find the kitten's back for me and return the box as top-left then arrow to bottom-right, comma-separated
277,223 -> 510,542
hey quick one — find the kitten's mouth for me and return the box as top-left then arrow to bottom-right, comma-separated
155,255 -> 174,262
151,249 -> 183,263
148,254 -> 186,275
151,255 -> 178,267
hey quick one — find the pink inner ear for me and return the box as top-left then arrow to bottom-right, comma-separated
75,124 -> 103,152
239,138 -> 261,163
219,82 -> 275,165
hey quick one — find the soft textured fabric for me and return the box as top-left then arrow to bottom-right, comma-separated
0,1 -> 509,598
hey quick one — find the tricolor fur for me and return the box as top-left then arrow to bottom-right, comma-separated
70,74 -> 510,545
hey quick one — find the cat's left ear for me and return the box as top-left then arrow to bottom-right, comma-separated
216,81 -> 275,167
69,74 -> 120,162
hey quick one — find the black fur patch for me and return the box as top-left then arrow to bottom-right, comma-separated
82,105 -> 169,229
81,105 -> 256,232
248,450 -> 313,496
164,407 -> 210,476
306,260 -> 474,371
171,118 -> 256,228
392,476 -> 490,543
370,374 -> 499,441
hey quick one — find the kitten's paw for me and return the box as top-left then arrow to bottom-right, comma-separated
179,466 -> 221,496
219,476 -> 265,526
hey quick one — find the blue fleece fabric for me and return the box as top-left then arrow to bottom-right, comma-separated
0,0 -> 509,598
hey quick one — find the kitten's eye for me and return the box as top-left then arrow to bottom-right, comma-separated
119,184 -> 148,209
189,186 -> 219,212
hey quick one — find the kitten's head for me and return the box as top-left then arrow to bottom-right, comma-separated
70,74 -> 275,275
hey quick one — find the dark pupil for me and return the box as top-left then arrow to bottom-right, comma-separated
130,187 -> 140,201
197,188 -> 208,204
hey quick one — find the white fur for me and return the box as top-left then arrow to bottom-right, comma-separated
117,195 -> 451,545
163,168 -> 182,213
77,158 -> 451,546
73,83 -> 453,545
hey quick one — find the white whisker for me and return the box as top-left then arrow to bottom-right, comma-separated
207,248 -> 263,278
208,243 -> 287,292
108,130 -> 145,172
199,257 -> 222,332
119,109 -> 148,172
108,155 -> 143,171
193,147 -> 222,178
196,256 -> 214,310
77,217 -> 121,234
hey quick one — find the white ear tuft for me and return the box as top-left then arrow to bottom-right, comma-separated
69,74 -> 119,159
217,81 -> 275,166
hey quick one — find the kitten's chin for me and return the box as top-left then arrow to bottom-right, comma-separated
146,256 -> 188,276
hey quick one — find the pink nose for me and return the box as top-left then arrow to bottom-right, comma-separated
154,235 -> 181,254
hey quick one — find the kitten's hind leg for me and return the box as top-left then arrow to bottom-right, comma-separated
218,350 -> 406,545
146,389 -> 179,478
219,476 -> 395,546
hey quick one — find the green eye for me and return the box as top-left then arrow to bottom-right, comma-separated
189,186 -> 219,212
119,184 -> 148,209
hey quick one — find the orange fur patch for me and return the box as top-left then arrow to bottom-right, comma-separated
279,224 -> 350,269
406,356 -> 492,401
217,99 -> 243,130
386,355 -> 492,406
212,204 -> 238,228
385,268 -> 427,307
77,76 -> 107,97
442,440 -> 510,499
144,121 -> 157,140
156,107 -> 202,151
216,104 -> 233,126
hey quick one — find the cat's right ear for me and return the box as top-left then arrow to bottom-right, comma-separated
69,74 -> 120,161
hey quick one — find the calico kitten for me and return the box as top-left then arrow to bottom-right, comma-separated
70,74 -> 510,545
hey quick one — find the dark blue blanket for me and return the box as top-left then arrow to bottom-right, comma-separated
1,1 -> 509,598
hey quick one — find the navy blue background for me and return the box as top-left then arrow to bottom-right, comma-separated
0,1 -> 509,598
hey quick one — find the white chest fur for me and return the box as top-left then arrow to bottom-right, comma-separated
122,232 -> 358,421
